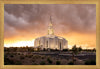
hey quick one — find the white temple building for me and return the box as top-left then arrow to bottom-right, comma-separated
34,16 -> 68,50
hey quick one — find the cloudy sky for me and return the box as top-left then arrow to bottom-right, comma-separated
4,4 -> 96,49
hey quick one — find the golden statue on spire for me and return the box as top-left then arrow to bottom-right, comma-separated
48,16 -> 54,35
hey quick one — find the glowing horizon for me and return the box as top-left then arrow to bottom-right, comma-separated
4,40 -> 95,49
4,32 -> 96,49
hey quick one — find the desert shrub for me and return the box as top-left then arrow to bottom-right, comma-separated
63,49 -> 68,51
32,59 -> 35,62
33,55 -> 40,59
28,55 -> 33,58
55,49 -> 59,51
5,56 -> 22,65
32,56 -> 36,59
25,55 -> 28,57
6,52 -> 10,55
47,58 -> 52,64
21,53 -> 24,55
85,60 -> 96,65
90,60 -> 96,65
4,53 -> 7,57
10,55 -> 14,57
20,56 -> 25,59
43,48 -> 46,51
68,61 -> 74,65
40,61 -> 45,65
32,55 -> 40,59
47,56 -> 50,58
50,49 -> 55,51
13,53 -> 17,55
18,53 -> 20,55
15,61 -> 22,65
41,56 -> 44,59
56,60 -> 61,65
4,57 -> 14,65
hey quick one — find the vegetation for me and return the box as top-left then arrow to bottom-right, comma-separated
47,58 -> 53,64
28,55 -> 33,58
72,45 -> 79,64
62,49 -> 68,51
4,57 -> 14,65
20,56 -> 25,59
4,57 -> 22,65
56,60 -> 61,65
83,48 -> 96,52
4,46 -> 96,65
10,55 -> 14,57
92,48 -> 96,52
4,46 -> 35,52
40,61 -> 45,65
68,61 -> 74,65
71,45 -> 84,64
4,46 -> 96,52
78,46 -> 82,52
15,61 -> 22,65
85,60 -> 96,65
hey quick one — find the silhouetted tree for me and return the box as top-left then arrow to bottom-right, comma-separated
72,45 -> 79,64
78,46 -> 82,52
63,49 -> 68,51
43,48 -> 45,51
92,48 -> 96,52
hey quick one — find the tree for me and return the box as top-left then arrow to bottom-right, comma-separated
92,48 -> 96,52
72,45 -> 79,54
71,45 -> 79,64
43,48 -> 46,51
78,46 -> 82,52
63,49 -> 68,51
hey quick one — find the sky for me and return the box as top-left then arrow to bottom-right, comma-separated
4,4 -> 96,49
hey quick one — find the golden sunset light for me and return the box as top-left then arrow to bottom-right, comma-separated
4,32 -> 96,49
4,4 -> 96,49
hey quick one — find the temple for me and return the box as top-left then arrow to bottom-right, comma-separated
34,16 -> 68,50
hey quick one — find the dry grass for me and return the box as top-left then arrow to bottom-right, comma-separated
4,52 -> 95,65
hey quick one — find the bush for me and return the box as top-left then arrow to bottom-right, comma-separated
18,53 -> 20,55
32,63 -> 38,65
10,55 -> 14,57
28,55 -> 33,58
91,60 -> 96,65
41,56 -> 44,59
4,53 -> 7,57
68,61 -> 74,65
40,61 -> 45,65
43,48 -> 46,51
21,53 -> 24,55
56,61 -> 61,65
47,58 -> 52,64
32,59 -> 35,62
63,49 -> 68,51
33,55 -> 40,59
25,55 -> 28,57
85,60 -> 96,65
15,61 -> 22,65
4,57 -> 14,65
20,56 -> 25,59
13,53 -> 17,55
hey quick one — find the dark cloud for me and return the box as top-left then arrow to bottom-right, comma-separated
4,4 -> 96,38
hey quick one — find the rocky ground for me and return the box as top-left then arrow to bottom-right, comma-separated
4,51 -> 96,65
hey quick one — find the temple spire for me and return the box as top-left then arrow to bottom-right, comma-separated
48,16 -> 54,35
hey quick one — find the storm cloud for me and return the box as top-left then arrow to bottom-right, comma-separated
4,4 -> 96,39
